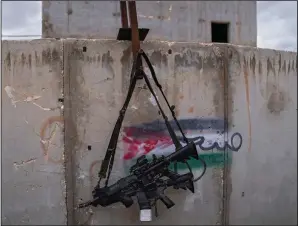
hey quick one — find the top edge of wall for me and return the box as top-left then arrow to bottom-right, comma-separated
2,39 -> 297,55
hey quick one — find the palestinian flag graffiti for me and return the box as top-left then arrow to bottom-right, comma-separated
121,117 -> 233,172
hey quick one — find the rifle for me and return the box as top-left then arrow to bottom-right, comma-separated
79,141 -> 199,213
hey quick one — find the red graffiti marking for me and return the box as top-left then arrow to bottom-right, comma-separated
122,128 -> 173,160
40,116 -> 64,164
89,160 -> 102,186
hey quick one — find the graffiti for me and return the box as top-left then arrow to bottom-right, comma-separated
121,117 -> 241,172
186,132 -> 242,152
122,118 -> 225,159
86,118 -> 241,180
89,160 -> 102,186
40,116 -> 64,164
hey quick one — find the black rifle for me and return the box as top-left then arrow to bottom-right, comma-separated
79,141 -> 199,213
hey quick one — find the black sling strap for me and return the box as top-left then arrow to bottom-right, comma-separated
97,50 -> 191,187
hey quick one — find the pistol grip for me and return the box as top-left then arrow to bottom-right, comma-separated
159,194 -> 175,209
121,195 -> 134,208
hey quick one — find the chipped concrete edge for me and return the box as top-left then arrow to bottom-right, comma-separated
63,39 -> 76,225
2,39 -> 297,55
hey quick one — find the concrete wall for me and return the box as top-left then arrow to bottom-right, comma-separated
2,39 -> 296,225
42,1 -> 257,46
2,40 -> 66,224
228,46 -> 297,224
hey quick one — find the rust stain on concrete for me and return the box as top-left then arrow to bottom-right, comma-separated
243,58 -> 252,152
267,58 -> 275,76
278,54 -> 282,73
149,50 -> 168,67
52,49 -> 60,61
5,52 -> 11,68
89,160 -> 102,187
40,48 -> 60,65
266,82 -> 288,116
28,54 -> 32,68
120,46 -> 132,97
250,54 -> 256,77
97,55 -> 101,63
267,91 -> 286,115
174,49 -> 203,70
102,51 -> 115,79
258,60 -> 262,75
210,47 -> 235,129
34,51 -> 40,65
40,115 -> 64,164
282,60 -> 287,73
257,60 -> 263,86
42,49 -> 52,64
188,106 -> 194,113
212,75 -> 224,118
211,51 -> 226,119
21,53 -> 26,66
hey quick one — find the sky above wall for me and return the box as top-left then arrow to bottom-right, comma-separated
1,1 -> 297,52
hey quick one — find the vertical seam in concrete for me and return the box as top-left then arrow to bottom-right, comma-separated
67,1 -> 71,34
221,46 -> 231,226
63,40 -> 76,225
41,1 -> 45,38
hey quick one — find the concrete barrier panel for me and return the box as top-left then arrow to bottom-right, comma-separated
227,46 -> 297,224
66,40 -> 228,225
1,40 -> 66,225
2,39 -> 296,225
63,39 -> 132,225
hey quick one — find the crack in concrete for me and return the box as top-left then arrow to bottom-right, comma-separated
4,85 -> 60,111
13,158 -> 37,169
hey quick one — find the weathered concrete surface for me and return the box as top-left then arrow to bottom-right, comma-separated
42,1 -> 257,46
227,46 -> 297,225
66,40 -> 226,225
1,40 -> 66,225
2,39 -> 297,225
62,40 -> 297,225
